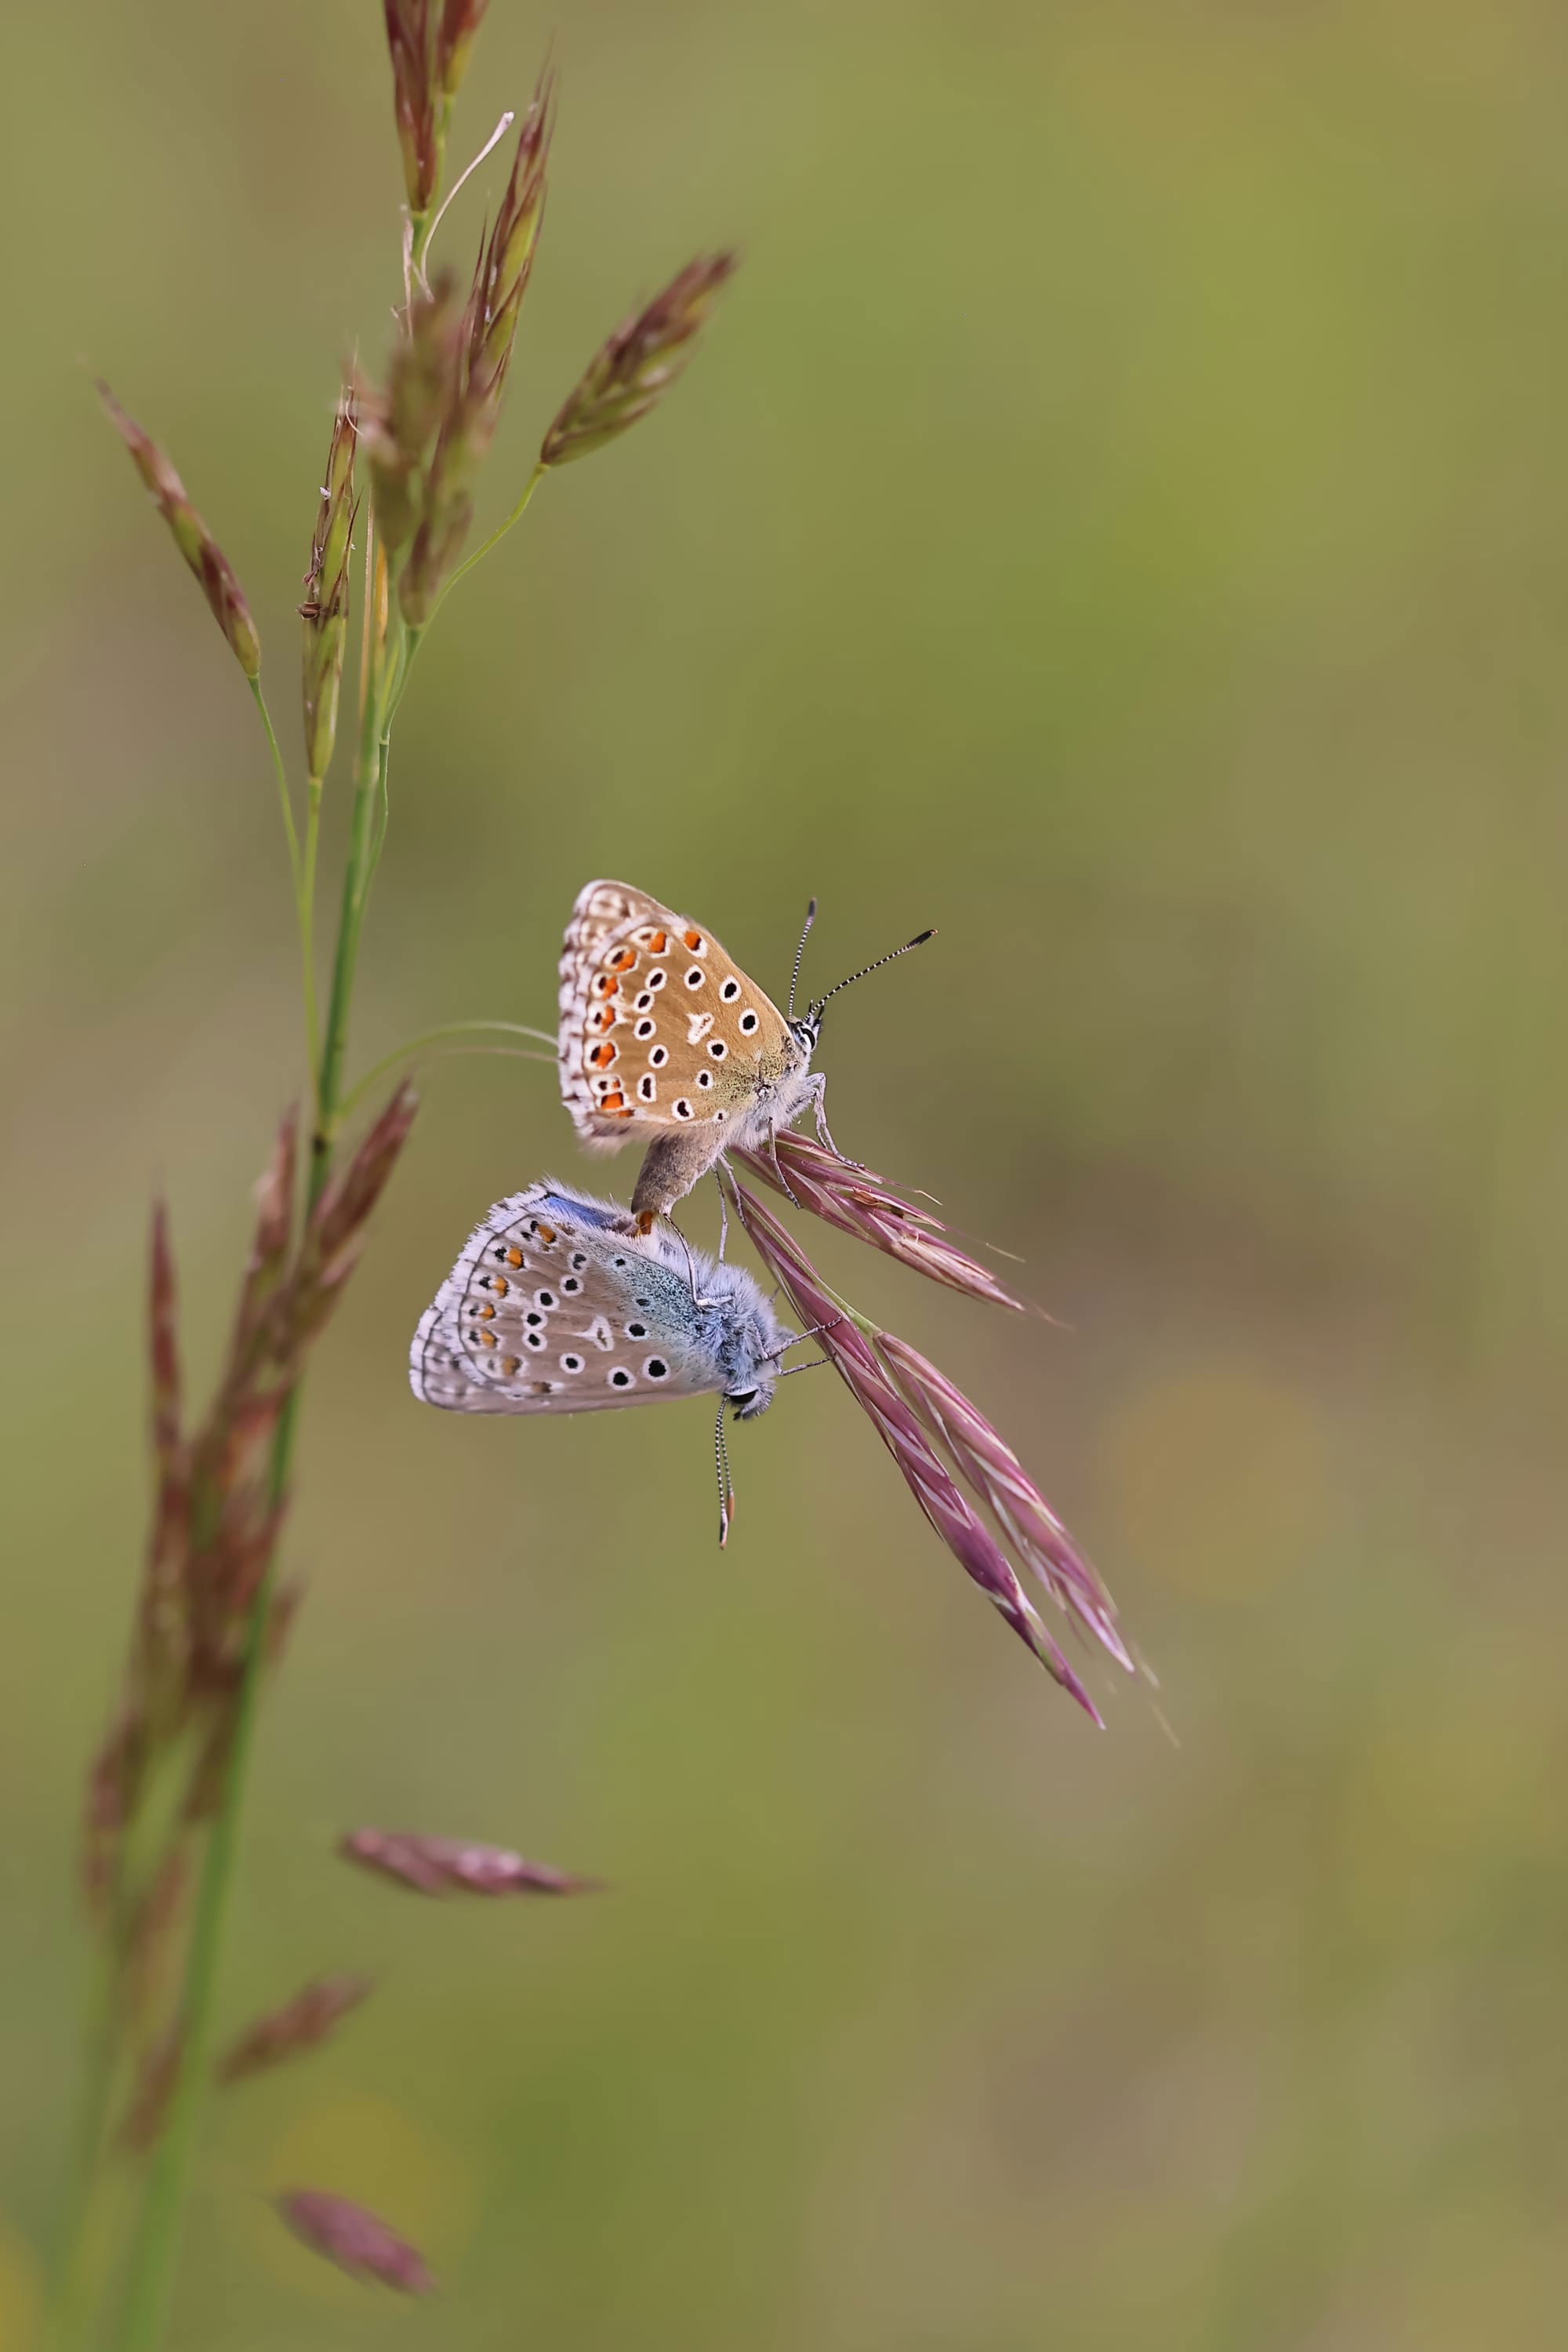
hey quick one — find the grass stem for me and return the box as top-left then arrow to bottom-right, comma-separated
112,550 -> 394,2352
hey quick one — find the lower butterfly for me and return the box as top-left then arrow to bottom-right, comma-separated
409,1182 -> 808,1537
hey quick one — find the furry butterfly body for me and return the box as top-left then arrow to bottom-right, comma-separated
409,1181 -> 787,1418
557,880 -> 826,1222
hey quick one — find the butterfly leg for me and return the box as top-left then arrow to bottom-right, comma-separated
713,1167 -> 730,1262
765,1125 -> 801,1208
663,1209 -> 717,1307
806,1074 -> 862,1170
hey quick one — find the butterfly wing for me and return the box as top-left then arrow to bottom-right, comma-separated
410,1184 -> 725,1415
557,878 -> 798,1152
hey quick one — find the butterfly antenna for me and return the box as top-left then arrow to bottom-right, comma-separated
787,895 -> 818,1019
809,928 -> 935,1022
714,1401 -> 734,1549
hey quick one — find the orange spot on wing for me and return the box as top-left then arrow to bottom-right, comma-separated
479,1329 -> 498,1347
501,1355 -> 521,1374
587,1005 -> 615,1033
535,1223 -> 557,1244
506,1247 -> 524,1268
491,1275 -> 509,1296
474,1303 -> 495,1320
601,1089 -> 625,1110
589,1043 -> 616,1069
683,928 -> 702,950
607,946 -> 637,972
648,929 -> 667,953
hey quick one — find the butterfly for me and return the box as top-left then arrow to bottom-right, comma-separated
409,1181 -> 808,1531
557,879 -> 932,1226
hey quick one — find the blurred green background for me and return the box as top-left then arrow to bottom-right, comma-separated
4,0 -> 1568,2344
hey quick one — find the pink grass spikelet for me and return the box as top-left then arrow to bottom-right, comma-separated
879,1334 -> 1131,1673
737,1131 -> 1028,1312
278,2188 -> 435,2292
219,1973 -> 372,2084
731,1187 -> 1103,1719
96,382 -> 261,679
339,1828 -> 601,1896
541,252 -> 739,467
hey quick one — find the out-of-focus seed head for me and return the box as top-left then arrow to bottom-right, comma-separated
339,1828 -> 601,1896
541,251 -> 738,468
219,1973 -> 372,2084
97,383 -> 261,679
121,2028 -> 182,2154
382,0 -> 439,216
436,0 -> 490,97
362,278 -> 463,564
278,2190 -> 435,2293
300,390 -> 358,781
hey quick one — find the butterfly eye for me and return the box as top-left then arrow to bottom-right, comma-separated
728,1388 -> 757,1413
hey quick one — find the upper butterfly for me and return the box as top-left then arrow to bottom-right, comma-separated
557,879 -> 931,1225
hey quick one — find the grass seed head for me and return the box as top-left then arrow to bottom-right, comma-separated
339,1828 -> 601,1896
731,1185 -> 1103,1718
219,1973 -> 373,2083
300,390 -> 358,781
382,0 -> 439,216
737,1131 -> 1027,1311
436,0 -> 490,98
278,2189 -> 436,2292
97,382 -> 260,679
541,250 -> 738,468
363,278 -> 463,564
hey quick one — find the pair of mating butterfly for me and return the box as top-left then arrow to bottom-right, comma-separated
410,880 -> 929,1479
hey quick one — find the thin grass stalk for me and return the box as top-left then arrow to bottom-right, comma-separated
114,540 -> 397,2352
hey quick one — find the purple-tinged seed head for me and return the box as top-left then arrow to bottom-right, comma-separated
339,1828 -> 601,1896
541,252 -> 738,468
278,2188 -> 436,2292
96,382 -> 260,679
